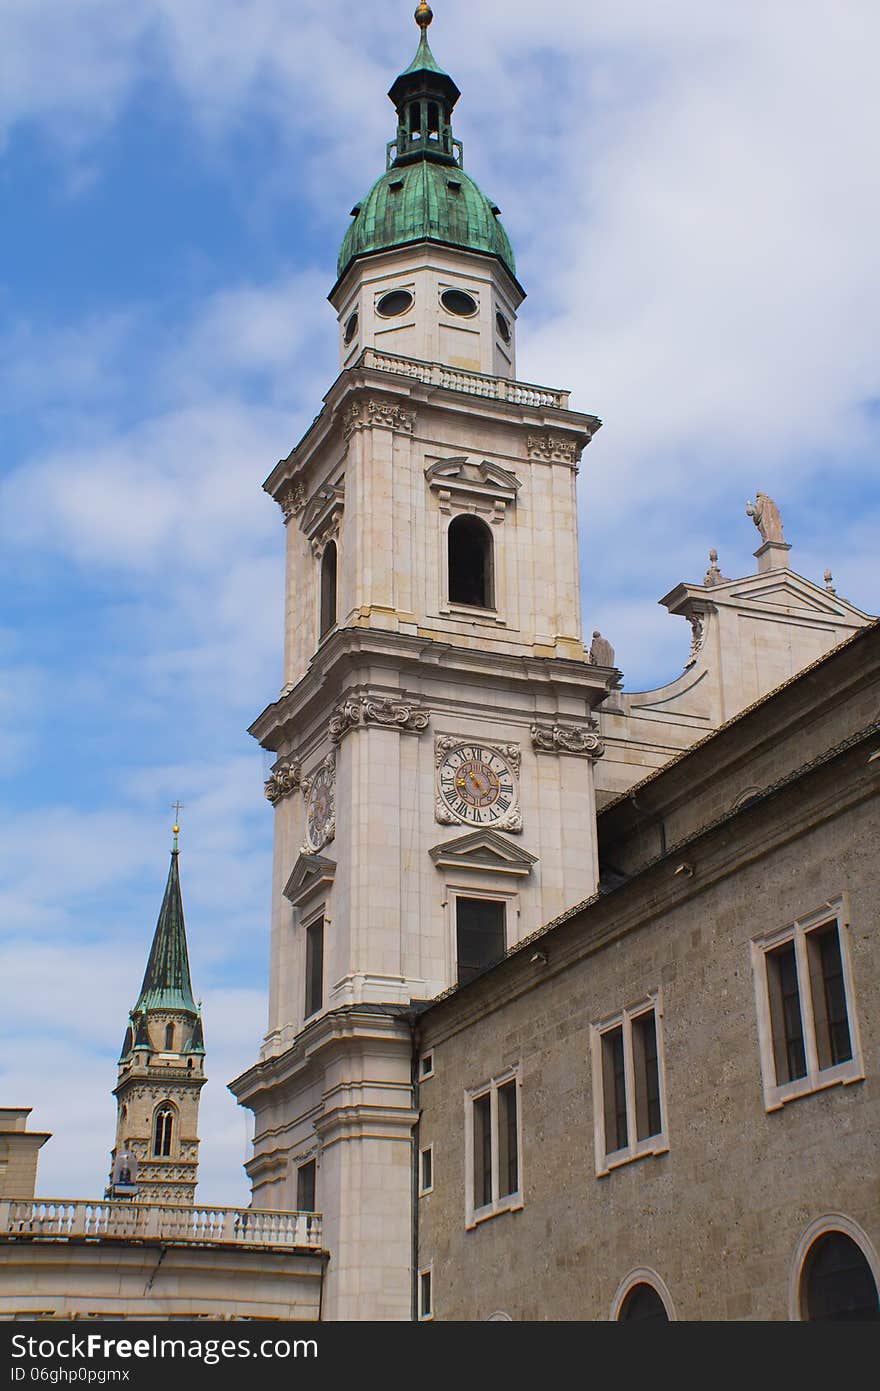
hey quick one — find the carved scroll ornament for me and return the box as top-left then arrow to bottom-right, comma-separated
530,723 -> 605,759
329,696 -> 430,743
264,761 -> 302,805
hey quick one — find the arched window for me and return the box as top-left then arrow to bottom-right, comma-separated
448,515 -> 494,609
320,541 -> 338,638
802,1232 -> 880,1321
617,1283 -> 670,1323
153,1105 -> 174,1158
164,1023 -> 174,1050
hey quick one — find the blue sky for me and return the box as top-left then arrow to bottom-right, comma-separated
2,0 -> 878,1205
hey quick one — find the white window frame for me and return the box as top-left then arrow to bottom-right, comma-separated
419,1143 -> 434,1197
419,1050 -> 435,1081
418,1264 -> 434,1321
590,990 -> 669,1178
751,896 -> 864,1113
464,1066 -> 523,1229
446,885 -> 518,989
302,905 -> 326,1024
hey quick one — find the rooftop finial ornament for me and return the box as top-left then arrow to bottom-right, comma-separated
415,1 -> 433,31
171,801 -> 185,853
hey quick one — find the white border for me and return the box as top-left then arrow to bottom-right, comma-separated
751,896 -> 864,1112
590,990 -> 669,1177
610,1268 -> 677,1322
788,1214 -> 880,1321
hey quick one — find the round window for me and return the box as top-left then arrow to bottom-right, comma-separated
343,311 -> 359,345
376,289 -> 414,318
441,288 -> 478,317
496,311 -> 512,343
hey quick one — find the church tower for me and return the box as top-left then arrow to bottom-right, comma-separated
110,826 -> 206,1205
231,4 -> 617,1319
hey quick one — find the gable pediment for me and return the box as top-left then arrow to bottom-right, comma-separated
722,572 -> 870,621
429,829 -> 537,877
283,853 -> 336,908
425,457 -> 521,507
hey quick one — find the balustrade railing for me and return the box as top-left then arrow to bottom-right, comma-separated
0,1199 -> 322,1250
359,348 -> 570,410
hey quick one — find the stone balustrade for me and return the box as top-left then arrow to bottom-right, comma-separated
0,1199 -> 322,1251
360,347 -> 570,410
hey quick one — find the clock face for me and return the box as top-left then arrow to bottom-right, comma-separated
305,766 -> 335,851
437,742 -> 519,828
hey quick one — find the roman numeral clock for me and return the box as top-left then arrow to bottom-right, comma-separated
435,735 -> 522,832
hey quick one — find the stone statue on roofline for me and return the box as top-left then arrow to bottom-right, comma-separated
589,630 -> 615,666
746,491 -> 785,544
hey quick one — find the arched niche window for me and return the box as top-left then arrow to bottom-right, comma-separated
320,541 -> 338,639
801,1232 -> 880,1321
164,1023 -> 174,1050
617,1282 -> 670,1323
448,514 -> 494,609
153,1104 -> 175,1158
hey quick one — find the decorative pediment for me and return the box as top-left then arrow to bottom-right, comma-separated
429,829 -> 538,877
301,481 -> 344,545
283,853 -> 336,909
425,457 -> 520,518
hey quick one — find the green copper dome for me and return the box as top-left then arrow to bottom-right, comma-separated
336,6 -> 516,283
338,162 -> 515,281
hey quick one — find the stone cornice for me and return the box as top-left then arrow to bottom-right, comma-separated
228,1006 -> 413,1108
262,356 -> 600,503
249,629 -> 616,752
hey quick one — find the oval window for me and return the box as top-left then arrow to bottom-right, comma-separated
376,289 -> 414,318
496,311 -> 512,343
344,311 -> 359,345
441,289 -> 478,317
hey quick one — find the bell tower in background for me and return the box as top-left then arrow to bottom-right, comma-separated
110,825 -> 206,1206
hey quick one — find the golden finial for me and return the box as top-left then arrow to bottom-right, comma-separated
415,2 -> 433,32
171,801 -> 184,852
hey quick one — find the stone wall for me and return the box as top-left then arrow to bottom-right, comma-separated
415,630 -> 880,1320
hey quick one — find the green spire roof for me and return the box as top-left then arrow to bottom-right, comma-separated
134,849 -> 198,1015
336,4 -> 515,284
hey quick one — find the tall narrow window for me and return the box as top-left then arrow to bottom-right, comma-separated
305,917 -> 324,1019
601,1027 -> 628,1153
802,1232 -> 880,1321
591,997 -> 668,1175
448,515 -> 493,608
164,1023 -> 175,1051
466,1070 -> 522,1227
296,1159 -> 316,1212
752,905 -> 863,1111
766,940 -> 806,1083
419,1268 -> 433,1320
456,897 -> 506,985
153,1106 -> 174,1157
320,542 -> 337,639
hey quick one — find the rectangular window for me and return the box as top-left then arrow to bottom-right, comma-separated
419,1051 -> 435,1080
591,994 -> 668,1176
465,1069 -> 523,1227
752,902 -> 862,1111
419,1268 -> 433,1320
456,897 -> 506,986
419,1145 -> 433,1196
296,1159 -> 316,1212
305,917 -> 324,1019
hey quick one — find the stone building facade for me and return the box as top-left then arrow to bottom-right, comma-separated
414,622 -> 880,1320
